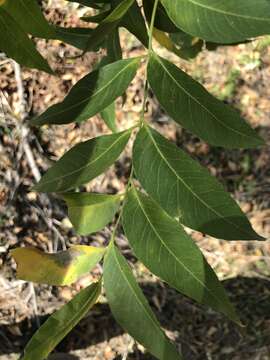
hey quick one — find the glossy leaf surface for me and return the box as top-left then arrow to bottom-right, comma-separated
148,53 -> 264,148
34,130 -> 131,192
104,244 -> 182,360
31,58 -> 140,126
161,0 -> 270,43
123,188 -> 241,324
63,192 -> 121,235
11,246 -> 105,285
22,281 -> 101,360
133,126 -> 263,241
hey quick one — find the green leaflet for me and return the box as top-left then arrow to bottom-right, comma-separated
11,245 -> 105,285
1,0 -> 55,38
84,0 -> 135,52
99,29 -> 122,132
106,28 -> 123,63
31,57 -> 140,126
81,10 -> 111,23
0,8 -> 52,73
63,192 -> 121,235
161,0 -> 270,43
22,281 -> 101,360
101,102 -> 117,132
53,26 -> 103,51
133,126 -> 263,241
103,244 -> 182,360
123,188 -> 241,325
147,53 -> 264,148
34,130 -> 131,193
119,0 -> 149,48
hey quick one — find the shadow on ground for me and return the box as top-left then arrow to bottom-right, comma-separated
1,276 -> 270,359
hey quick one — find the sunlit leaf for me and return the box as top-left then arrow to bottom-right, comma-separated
161,0 -> 270,43
34,130 -> 131,193
63,192 -> 121,235
133,126 -> 263,241
22,281 -> 101,360
31,57 -> 140,126
123,188 -> 241,325
11,246 -> 105,285
147,53 -> 264,148
103,244 -> 182,359
84,0 -> 135,52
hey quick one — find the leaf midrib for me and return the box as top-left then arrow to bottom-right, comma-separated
69,197 -> 120,210
111,246 -> 165,335
39,58 -> 139,122
133,189 -> 227,312
154,54 -> 257,141
38,131 -> 129,188
25,284 -> 99,358
179,0 -> 270,22
145,126 -> 252,238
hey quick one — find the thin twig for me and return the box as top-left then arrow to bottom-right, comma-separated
13,60 -> 41,328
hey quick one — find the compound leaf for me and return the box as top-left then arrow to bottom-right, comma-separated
31,57 -> 140,126
103,244 -> 182,360
161,0 -> 270,44
34,130 -> 131,192
22,281 -> 101,360
123,188 -> 241,325
133,126 -> 263,241
11,246 -> 105,286
148,53 -> 264,148
63,192 -> 121,235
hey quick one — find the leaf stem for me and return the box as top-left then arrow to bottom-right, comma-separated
139,0 -> 159,127
111,166 -> 134,243
111,0 -> 160,242
148,0 -> 159,52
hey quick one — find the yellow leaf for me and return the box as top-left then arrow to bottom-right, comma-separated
11,245 -> 105,286
153,28 -> 179,54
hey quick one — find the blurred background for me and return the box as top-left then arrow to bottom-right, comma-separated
0,1 -> 270,359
